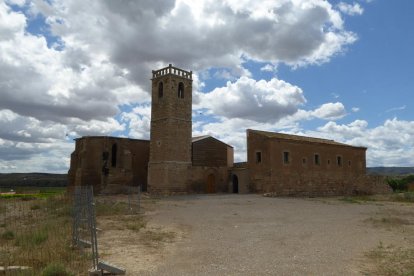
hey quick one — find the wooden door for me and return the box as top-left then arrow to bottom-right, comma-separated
207,174 -> 216,193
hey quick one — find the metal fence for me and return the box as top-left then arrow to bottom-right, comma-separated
0,190 -> 89,275
0,185 -> 140,275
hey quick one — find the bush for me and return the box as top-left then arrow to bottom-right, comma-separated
1,230 -> 15,240
41,262 -> 73,276
387,175 -> 414,191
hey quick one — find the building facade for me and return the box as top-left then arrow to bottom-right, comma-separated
246,129 -> 390,196
68,137 -> 149,193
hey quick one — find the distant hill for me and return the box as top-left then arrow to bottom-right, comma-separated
0,173 -> 67,187
367,167 -> 414,176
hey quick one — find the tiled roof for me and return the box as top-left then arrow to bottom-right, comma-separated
248,129 -> 367,149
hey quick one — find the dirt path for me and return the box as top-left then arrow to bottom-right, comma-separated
99,194 -> 414,275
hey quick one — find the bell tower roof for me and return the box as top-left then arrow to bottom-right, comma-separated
152,64 -> 192,80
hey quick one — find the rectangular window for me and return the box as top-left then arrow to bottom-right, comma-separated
337,156 -> 342,166
314,154 -> 320,165
256,151 -> 262,163
302,158 -> 307,164
283,151 -> 290,164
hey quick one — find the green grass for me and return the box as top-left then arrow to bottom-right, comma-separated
41,262 -> 74,276
0,186 -> 66,199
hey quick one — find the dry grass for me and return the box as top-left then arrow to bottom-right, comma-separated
0,195 -> 89,275
365,216 -> 412,228
364,243 -> 414,276
140,229 -> 176,247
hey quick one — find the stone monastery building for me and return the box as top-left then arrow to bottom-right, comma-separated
68,65 -> 390,196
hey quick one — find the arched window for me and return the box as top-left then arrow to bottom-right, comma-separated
178,82 -> 184,98
158,82 -> 163,98
111,144 -> 117,167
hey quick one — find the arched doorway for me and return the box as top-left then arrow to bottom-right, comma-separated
232,174 -> 239,193
206,174 -> 216,193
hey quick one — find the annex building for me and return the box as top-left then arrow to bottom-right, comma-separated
68,65 -> 390,196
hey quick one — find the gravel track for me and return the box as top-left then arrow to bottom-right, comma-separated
103,194 -> 414,275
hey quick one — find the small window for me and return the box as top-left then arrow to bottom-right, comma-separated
327,159 -> 331,165
302,158 -> 307,164
178,82 -> 184,98
314,154 -> 320,165
256,151 -> 262,163
348,160 -> 351,166
337,156 -> 342,166
283,151 -> 290,164
111,144 -> 117,167
158,82 -> 163,98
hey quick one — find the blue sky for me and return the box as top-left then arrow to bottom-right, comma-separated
0,0 -> 413,172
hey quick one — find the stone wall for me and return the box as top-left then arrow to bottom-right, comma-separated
230,168 -> 249,194
188,166 -> 230,193
253,172 -> 391,196
67,137 -> 149,193
192,137 -> 233,167
147,162 -> 192,194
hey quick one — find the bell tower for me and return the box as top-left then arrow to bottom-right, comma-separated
148,64 -> 193,193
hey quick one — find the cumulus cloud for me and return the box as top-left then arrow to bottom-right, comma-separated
311,102 -> 347,120
337,2 -> 364,16
315,119 -> 414,166
198,76 -> 306,122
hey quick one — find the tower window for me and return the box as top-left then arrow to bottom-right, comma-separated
283,151 -> 290,164
314,154 -> 320,165
256,151 -> 262,164
178,82 -> 184,98
158,82 -> 163,98
337,156 -> 342,166
111,143 -> 117,167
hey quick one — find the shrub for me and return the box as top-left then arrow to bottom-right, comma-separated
41,262 -> 74,276
1,230 -> 15,240
387,175 -> 414,191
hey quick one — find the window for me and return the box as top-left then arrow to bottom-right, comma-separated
337,156 -> 342,166
314,154 -> 320,165
178,82 -> 184,98
348,160 -> 351,166
158,82 -> 163,98
256,151 -> 262,163
327,159 -> 331,165
302,158 -> 307,164
111,144 -> 117,167
283,151 -> 290,164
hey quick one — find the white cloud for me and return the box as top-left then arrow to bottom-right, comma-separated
337,2 -> 364,16
315,118 -> 414,166
198,76 -> 306,122
386,105 -> 406,113
260,64 -> 277,72
351,107 -> 360,112
311,102 -> 347,120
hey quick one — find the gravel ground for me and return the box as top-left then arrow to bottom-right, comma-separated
102,194 -> 414,275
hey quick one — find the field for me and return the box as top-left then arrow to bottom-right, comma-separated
1,189 -> 414,275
